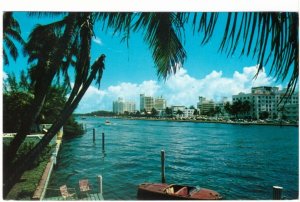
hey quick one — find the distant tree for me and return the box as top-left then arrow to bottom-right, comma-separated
224,102 -> 232,116
176,110 -> 184,117
189,105 -> 195,109
259,111 -> 269,120
193,109 -> 199,116
165,107 -> 173,117
151,108 -> 158,117
241,100 -> 251,116
215,106 -> 222,118
207,108 -> 216,117
135,110 -> 141,117
124,111 -> 129,116
232,100 -> 246,118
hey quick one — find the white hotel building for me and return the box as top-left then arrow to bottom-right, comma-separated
232,86 -> 298,120
113,98 -> 136,114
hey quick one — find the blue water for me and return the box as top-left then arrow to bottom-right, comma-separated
46,117 -> 299,200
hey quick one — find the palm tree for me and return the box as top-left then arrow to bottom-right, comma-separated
215,106 -> 222,118
3,12 -> 25,65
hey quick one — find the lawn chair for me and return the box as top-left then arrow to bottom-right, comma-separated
59,185 -> 77,200
79,179 -> 92,192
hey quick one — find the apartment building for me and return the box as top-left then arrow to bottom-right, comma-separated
113,98 -> 136,114
232,86 -> 298,120
197,96 -> 215,115
140,94 -> 167,113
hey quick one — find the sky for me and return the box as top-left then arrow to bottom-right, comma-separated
2,12 -> 295,113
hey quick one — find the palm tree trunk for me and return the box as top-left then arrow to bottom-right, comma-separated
3,55 -> 105,198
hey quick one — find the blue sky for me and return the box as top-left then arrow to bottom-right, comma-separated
3,12 -> 292,113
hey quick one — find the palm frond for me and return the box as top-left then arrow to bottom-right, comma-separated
3,12 -> 24,65
4,36 -> 18,60
196,12 -> 298,94
133,12 -> 187,79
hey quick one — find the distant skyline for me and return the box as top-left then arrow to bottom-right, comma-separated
3,12 -> 294,113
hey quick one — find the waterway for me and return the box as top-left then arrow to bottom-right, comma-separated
46,117 -> 298,200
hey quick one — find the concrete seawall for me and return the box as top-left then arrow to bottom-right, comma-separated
32,127 -> 63,200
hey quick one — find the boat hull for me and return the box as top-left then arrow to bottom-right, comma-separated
137,183 -> 222,200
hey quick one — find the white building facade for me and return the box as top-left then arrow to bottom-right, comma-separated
197,96 -> 215,115
113,98 -> 136,114
232,86 -> 298,120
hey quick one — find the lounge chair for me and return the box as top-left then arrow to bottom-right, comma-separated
59,185 -> 76,200
79,179 -> 92,192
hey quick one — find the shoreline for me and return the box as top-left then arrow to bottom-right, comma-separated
83,115 -> 299,127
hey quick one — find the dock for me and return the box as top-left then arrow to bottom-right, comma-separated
44,193 -> 104,201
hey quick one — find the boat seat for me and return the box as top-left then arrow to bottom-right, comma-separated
165,187 -> 174,194
175,186 -> 189,196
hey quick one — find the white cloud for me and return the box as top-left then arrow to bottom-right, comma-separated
75,65 -> 277,113
92,37 -> 103,45
75,80 -> 160,113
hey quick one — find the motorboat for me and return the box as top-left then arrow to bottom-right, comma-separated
137,183 -> 222,200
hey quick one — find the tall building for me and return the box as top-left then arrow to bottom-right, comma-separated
154,96 -> 167,110
232,86 -> 298,120
197,96 -> 215,115
113,98 -> 136,114
140,94 -> 166,113
140,94 -> 154,113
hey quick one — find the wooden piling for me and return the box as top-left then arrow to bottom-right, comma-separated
273,186 -> 283,200
97,175 -> 103,194
102,133 -> 105,151
161,150 -> 166,183
93,128 -> 96,142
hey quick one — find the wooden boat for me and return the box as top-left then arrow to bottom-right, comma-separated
137,183 -> 222,200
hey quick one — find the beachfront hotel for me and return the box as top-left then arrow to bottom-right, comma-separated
232,86 -> 299,120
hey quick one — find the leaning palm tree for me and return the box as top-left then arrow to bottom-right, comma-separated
3,12 -> 25,65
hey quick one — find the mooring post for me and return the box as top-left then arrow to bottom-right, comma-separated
97,175 -> 103,194
273,186 -> 283,200
93,128 -> 96,142
102,132 -> 105,151
161,150 -> 166,183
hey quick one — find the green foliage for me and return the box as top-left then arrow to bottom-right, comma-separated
4,138 -> 53,200
259,111 -> 269,120
151,108 -> 158,116
82,110 -> 116,116
225,100 -> 253,118
5,160 -> 49,200
63,115 -> 84,137
3,91 -> 33,132
193,109 -> 199,116
3,72 -> 83,138
38,86 -> 67,124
